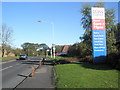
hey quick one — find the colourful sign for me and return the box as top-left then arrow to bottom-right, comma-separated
92,7 -> 107,63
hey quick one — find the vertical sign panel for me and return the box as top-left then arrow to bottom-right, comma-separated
92,7 -> 107,63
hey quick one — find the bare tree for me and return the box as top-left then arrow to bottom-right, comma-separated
1,24 -> 13,57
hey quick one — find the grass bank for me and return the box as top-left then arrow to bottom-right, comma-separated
47,56 -> 65,61
0,56 -> 19,61
54,62 -> 119,88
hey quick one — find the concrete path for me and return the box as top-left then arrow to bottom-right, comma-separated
16,61 -> 55,89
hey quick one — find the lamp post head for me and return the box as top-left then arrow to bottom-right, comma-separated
38,20 -> 42,22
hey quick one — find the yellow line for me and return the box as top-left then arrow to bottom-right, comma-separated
0,59 -> 16,64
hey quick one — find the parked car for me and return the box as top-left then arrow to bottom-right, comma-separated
19,54 -> 27,60
59,52 -> 67,56
55,53 -> 61,56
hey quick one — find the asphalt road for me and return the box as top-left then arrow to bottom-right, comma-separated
1,56 -> 43,89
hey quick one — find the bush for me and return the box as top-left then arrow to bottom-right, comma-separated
79,55 -> 93,63
64,57 -> 79,63
55,57 -> 79,64
106,52 -> 120,70
56,59 -> 70,64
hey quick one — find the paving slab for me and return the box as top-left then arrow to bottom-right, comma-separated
16,65 -> 55,89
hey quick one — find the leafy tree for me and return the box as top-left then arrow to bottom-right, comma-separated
80,2 -> 117,56
68,2 -> 117,58
68,43 -> 79,57
55,45 -> 63,53
116,22 -> 120,42
114,22 -> 120,51
38,43 -> 49,56
21,42 -> 30,55
21,42 -> 49,56
38,43 -> 49,50
68,42 -> 92,58
80,3 -> 94,56
21,42 -> 39,56
106,25 -> 117,54
81,4 -> 92,31
12,48 -> 24,56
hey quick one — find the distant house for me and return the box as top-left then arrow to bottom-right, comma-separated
8,53 -> 15,57
0,48 -> 7,57
55,45 -> 71,56
62,45 -> 71,53
0,46 -> 15,57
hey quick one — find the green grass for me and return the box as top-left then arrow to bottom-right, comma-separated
0,56 -> 19,61
54,62 -> 119,88
47,56 -> 65,61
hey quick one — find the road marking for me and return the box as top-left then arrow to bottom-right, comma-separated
0,60 -> 16,64
0,66 -> 13,71
0,63 -> 20,71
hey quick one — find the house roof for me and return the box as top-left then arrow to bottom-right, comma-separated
62,45 -> 71,53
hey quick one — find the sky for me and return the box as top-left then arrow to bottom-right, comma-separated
2,2 -> 119,48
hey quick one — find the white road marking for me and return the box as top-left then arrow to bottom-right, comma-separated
0,63 -> 20,71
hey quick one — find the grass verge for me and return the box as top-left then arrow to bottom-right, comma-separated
47,56 -> 66,61
54,62 -> 119,88
0,56 -> 19,61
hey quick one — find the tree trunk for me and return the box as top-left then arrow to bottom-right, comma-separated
2,48 -> 5,57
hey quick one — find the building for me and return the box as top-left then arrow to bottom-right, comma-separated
0,46 -> 15,57
62,45 -> 71,53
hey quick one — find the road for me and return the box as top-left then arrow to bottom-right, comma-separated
1,56 -> 43,89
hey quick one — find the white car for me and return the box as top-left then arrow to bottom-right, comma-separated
19,54 -> 27,60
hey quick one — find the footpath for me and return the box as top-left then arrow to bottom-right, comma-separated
16,59 -> 56,89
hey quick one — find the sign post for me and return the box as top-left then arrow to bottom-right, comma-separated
91,7 -> 107,63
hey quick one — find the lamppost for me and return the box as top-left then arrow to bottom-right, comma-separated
37,20 -> 55,59
46,49 -> 49,56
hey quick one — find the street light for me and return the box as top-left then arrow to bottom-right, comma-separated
46,49 -> 49,56
37,20 -> 56,59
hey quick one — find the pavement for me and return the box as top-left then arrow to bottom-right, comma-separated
1,57 -> 55,89
15,59 -> 56,89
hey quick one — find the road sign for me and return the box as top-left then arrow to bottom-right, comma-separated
92,7 -> 107,63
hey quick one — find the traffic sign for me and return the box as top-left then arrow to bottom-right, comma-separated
92,7 -> 107,63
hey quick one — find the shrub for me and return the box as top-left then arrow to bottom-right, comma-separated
106,52 -> 120,70
64,57 -> 79,63
55,57 -> 79,64
56,59 -> 70,64
79,55 -> 93,63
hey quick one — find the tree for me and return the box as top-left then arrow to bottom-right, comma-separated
114,22 -> 120,51
67,2 -> 118,58
80,2 -> 117,56
106,25 -> 117,54
5,45 -> 12,55
68,43 -> 79,57
81,4 -> 92,32
12,48 -> 24,56
115,22 -> 120,42
39,43 -> 49,50
1,24 -> 13,57
80,3 -> 93,56
105,8 -> 117,54
55,45 -> 63,53
21,42 -> 49,56
21,42 -> 39,56
38,43 -> 49,56
21,42 -> 30,55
